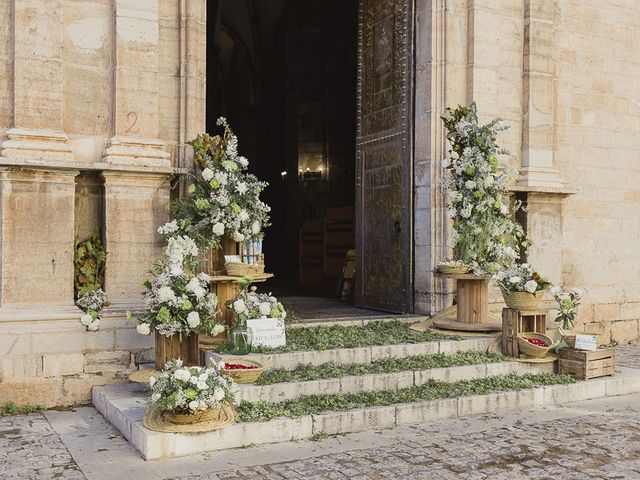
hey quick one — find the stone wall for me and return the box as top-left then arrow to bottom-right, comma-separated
0,0 -> 206,406
423,0 -> 640,345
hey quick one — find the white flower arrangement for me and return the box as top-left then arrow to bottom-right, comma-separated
149,359 -> 234,413
76,288 -> 109,332
441,103 -> 526,275
496,264 -> 550,295
134,239 -> 225,338
225,283 -> 286,326
169,117 -> 271,249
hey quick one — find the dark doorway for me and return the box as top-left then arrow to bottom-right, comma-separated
206,0 -> 358,300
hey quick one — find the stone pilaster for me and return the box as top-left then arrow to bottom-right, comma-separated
101,170 -> 170,304
0,167 -> 78,307
518,0 -> 564,188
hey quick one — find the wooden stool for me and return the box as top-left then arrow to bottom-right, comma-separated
502,308 -> 547,357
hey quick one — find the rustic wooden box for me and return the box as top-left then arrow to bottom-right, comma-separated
558,347 -> 615,380
155,330 -> 200,370
502,308 -> 547,357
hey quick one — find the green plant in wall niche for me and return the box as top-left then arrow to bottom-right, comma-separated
74,232 -> 109,331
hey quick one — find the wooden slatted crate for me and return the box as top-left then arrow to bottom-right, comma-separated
155,331 -> 200,370
558,347 -> 615,380
502,308 -> 547,357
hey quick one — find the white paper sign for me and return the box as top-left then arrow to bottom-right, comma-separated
574,334 -> 598,351
246,318 -> 286,348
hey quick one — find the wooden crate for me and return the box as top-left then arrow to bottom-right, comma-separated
558,347 -> 615,380
502,308 -> 547,357
155,330 -> 200,370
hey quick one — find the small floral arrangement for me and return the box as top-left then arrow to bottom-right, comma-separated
226,282 -> 286,325
134,235 -> 225,338
550,286 -> 582,330
77,289 -> 109,332
149,359 -> 234,413
441,103 -> 526,275
496,264 -> 550,295
167,118 -> 271,249
74,233 -> 109,331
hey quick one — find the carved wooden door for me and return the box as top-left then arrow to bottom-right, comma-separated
355,0 -> 414,312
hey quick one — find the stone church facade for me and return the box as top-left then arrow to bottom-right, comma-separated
0,0 -> 638,406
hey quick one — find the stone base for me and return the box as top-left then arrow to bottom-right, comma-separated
93,367 -> 640,460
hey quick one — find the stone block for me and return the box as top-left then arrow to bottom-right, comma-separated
438,337 -> 493,354
395,398 -> 458,425
42,353 -> 85,377
0,377 -> 63,407
340,372 -> 414,394
544,379 -> 607,405
610,320 -> 639,344
32,330 -> 87,354
0,334 -> 30,356
115,328 -> 153,351
370,342 -> 439,361
311,405 -> 396,436
62,374 -> 121,406
84,350 -> 132,374
0,354 -> 40,381
415,363 -> 488,384
457,389 -> 542,417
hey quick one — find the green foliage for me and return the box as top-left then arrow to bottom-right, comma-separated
74,232 -> 107,295
1,402 -> 45,417
216,321 -> 462,354
256,351 -> 504,385
237,373 -> 577,423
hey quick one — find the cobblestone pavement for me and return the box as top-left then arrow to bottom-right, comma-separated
0,413 -> 86,480
1,345 -> 639,480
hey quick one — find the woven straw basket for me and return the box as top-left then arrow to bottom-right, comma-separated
502,290 -> 545,311
221,357 -> 264,384
225,262 -> 265,277
143,403 -> 235,433
438,264 -> 470,275
517,332 -> 554,358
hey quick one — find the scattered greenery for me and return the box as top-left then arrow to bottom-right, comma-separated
217,321 -> 462,354
74,232 -> 107,295
237,373 -> 576,423
1,402 -> 45,417
256,351 -> 504,385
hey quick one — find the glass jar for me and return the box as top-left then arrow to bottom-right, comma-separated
229,324 -> 253,355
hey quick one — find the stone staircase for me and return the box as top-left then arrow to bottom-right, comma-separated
92,319 -> 640,460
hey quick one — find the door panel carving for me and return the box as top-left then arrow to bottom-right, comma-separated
355,0 -> 413,312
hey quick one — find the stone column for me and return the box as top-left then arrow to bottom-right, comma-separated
0,167 -> 78,308
101,171 -> 170,305
518,0 -> 564,188
103,0 -> 170,168
0,0 -> 72,160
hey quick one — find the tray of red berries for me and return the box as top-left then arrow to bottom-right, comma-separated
516,332 -> 555,358
220,357 -> 264,384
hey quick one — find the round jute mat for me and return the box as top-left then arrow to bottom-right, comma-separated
128,368 -> 161,384
143,403 -> 236,433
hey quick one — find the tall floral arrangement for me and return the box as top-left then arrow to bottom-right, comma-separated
169,118 -> 271,249
134,232 -> 224,338
441,103 -> 526,275
74,233 -> 109,331
550,286 -> 582,330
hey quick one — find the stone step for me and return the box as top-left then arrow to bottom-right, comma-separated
93,367 -> 640,460
235,360 -> 554,403
204,336 -> 498,371
287,315 -> 424,329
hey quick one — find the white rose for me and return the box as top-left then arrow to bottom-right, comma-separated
174,368 -> 191,382
258,302 -> 271,316
508,276 -> 522,284
211,324 -> 226,336
201,168 -> 214,181
213,388 -> 225,401
149,376 -> 156,387
465,180 -> 476,190
233,232 -> 245,242
198,373 -> 209,382
157,286 -> 177,304
136,323 -> 151,335
524,280 -> 538,294
80,313 -> 93,326
187,311 -> 200,328
151,393 -> 161,402
233,299 -> 247,314
235,182 -> 248,195
188,400 -> 199,411
87,319 -> 100,331
212,222 -> 225,236
215,171 -> 228,185
196,381 -> 209,390
500,204 -> 509,215
198,400 -> 208,410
